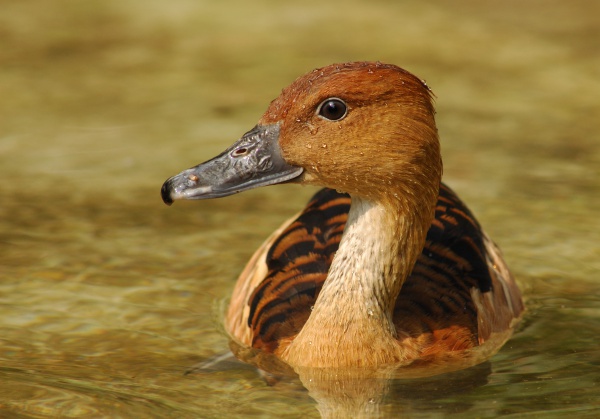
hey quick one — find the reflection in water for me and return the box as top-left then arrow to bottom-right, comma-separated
296,364 -> 492,418
209,331 -> 502,418
302,363 -> 492,418
223,330 -> 512,417
1,0 -> 599,417
190,350 -> 493,418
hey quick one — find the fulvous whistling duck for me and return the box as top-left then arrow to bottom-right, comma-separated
161,62 -> 524,372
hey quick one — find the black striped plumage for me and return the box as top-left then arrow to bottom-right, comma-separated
248,183 -> 497,351
247,190 -> 349,351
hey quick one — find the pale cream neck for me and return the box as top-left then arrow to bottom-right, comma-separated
281,196 -> 422,368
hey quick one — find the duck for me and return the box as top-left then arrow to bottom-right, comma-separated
161,61 -> 524,372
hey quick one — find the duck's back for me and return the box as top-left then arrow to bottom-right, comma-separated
225,184 -> 524,358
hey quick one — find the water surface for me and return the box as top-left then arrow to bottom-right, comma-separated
1,0 -> 599,417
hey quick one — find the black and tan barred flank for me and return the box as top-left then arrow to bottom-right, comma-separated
247,183 -> 500,351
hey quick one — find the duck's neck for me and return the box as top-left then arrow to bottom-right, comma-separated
281,195 -> 430,368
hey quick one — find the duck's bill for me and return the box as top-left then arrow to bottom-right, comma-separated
161,124 -> 303,205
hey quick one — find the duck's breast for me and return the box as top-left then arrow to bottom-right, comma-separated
225,184 -> 524,357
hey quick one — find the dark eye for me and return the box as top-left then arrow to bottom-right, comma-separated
317,98 -> 347,121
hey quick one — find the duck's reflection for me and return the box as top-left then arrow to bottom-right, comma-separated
191,343 -> 492,418
296,362 -> 491,418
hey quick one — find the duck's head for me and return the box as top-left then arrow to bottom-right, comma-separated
161,62 -> 441,205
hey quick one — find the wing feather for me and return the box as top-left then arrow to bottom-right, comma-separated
225,184 -> 524,355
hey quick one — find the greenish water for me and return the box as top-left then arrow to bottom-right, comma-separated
1,0 -> 599,417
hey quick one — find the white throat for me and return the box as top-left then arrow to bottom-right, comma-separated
282,196 -> 417,367
321,197 -> 402,328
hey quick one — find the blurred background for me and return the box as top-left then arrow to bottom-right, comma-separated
0,0 -> 599,417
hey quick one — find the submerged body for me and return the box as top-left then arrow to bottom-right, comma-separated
162,62 -> 523,372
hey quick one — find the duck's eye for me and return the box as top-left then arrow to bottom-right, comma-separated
317,98 -> 347,121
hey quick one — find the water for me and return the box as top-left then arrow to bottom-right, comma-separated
1,0 -> 599,417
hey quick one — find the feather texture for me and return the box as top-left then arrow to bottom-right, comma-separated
226,184 -> 524,363
163,62 -> 524,371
